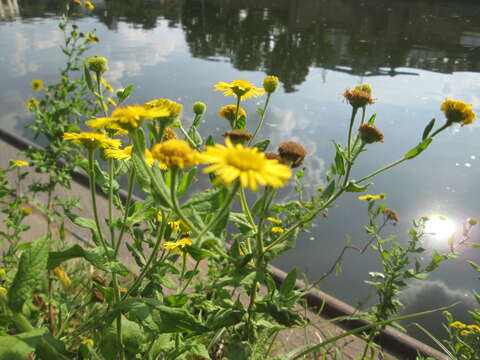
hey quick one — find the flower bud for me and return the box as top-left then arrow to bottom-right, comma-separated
467,217 -> 478,226
278,141 -> 307,168
358,123 -> 384,144
86,56 -> 108,74
193,101 -> 206,115
263,75 -> 279,93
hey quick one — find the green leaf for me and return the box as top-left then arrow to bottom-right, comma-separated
403,138 -> 433,160
177,168 -> 197,197
253,139 -> 270,152
319,180 -> 336,201
184,245 -> 212,261
83,64 -> 94,92
422,118 -> 436,140
226,342 -> 252,360
182,188 -> 223,215
368,113 -> 377,125
280,268 -> 297,296
117,84 -> 134,104
47,244 -> 84,269
333,142 -> 345,176
165,294 -> 189,307
153,305 -> 208,333
206,309 -> 243,330
131,129 -> 152,194
8,235 -> 50,312
234,115 -> 246,130
345,181 -> 373,193
0,335 -> 35,360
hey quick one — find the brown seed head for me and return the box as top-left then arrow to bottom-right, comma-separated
278,141 -> 307,168
222,130 -> 252,145
163,127 -> 178,141
383,208 -> 400,224
265,152 -> 282,162
358,123 -> 384,144
92,274 -> 107,286
91,290 -> 105,303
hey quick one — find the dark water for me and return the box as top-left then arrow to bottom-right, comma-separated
1,0 -> 480,344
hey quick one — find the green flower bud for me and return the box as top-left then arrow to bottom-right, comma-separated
86,56 -> 108,74
263,75 -> 279,93
193,101 -> 206,115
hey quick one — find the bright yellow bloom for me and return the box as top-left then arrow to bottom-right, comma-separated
63,132 -> 121,150
0,287 -> 7,295
86,117 -> 127,136
31,79 -> 43,91
26,97 -> 39,110
101,78 -> 113,92
267,217 -> 282,224
84,1 -> 94,10
271,227 -> 284,233
441,99 -> 475,126
0,268 -> 5,278
21,207 -> 32,215
90,105 -> 169,132
214,79 -> 265,101
151,139 -> 198,169
81,339 -> 94,346
467,324 -> 480,332
168,220 -> 181,232
87,33 -> 99,43
54,266 -> 72,288
156,212 -> 163,223
163,237 -> 192,254
460,330 -> 471,336
450,321 -> 466,329
358,193 -> 387,201
144,98 -> 183,121
219,105 -> 246,122
198,139 -> 291,191
72,0 -> 82,5
104,145 -> 163,168
11,160 -> 29,167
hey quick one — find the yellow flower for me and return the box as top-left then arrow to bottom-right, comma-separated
21,207 -> 32,215
358,193 -> 386,201
219,105 -> 246,122
163,237 -> 192,254
144,98 -> 183,123
91,105 -> 169,132
267,217 -> 282,224
26,97 -> 39,110
72,0 -> 82,5
450,321 -> 466,329
151,139 -> 198,169
63,132 -> 121,150
467,217 -> 478,226
87,33 -> 99,43
198,139 -> 291,192
101,78 -> 113,92
81,339 -> 94,346
271,227 -> 284,233
156,212 -> 163,223
31,79 -> 43,91
61,75 -> 68,82
84,1 -> 94,10
54,266 -> 72,288
214,79 -> 265,101
0,268 -> 5,278
441,99 -> 475,126
86,117 -> 127,136
11,160 -> 29,167
460,330 -> 471,336
168,220 -> 181,233
467,324 -> 480,332
104,145 -> 161,168
0,287 -> 7,295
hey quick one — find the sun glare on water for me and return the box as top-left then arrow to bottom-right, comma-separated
424,215 -> 456,240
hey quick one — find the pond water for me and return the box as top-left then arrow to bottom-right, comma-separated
1,0 -> 480,343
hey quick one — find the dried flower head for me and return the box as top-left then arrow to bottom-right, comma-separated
278,141 -> 307,168
151,139 -> 198,169
383,208 -> 400,224
263,75 -> 279,93
343,88 -> 374,108
223,130 -> 252,145
441,99 -> 475,126
358,123 -> 384,144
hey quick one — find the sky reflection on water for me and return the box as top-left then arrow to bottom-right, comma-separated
1,0 -> 480,343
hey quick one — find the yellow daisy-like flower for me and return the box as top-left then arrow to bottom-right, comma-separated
54,266 -> 72,288
104,145 -> 163,168
31,79 -> 43,91
0,268 -> 5,278
198,139 -> 291,192
26,97 -> 39,110
63,132 -> 121,150
72,0 -> 82,5
441,99 -> 475,126
271,226 -> 284,233
214,79 -> 265,101
88,105 -> 169,132
163,237 -> 192,255
21,207 -> 32,215
151,139 -> 198,169
219,105 -> 247,122
450,321 -> 466,329
81,339 -> 94,346
11,160 -> 29,167
358,193 -> 387,201
267,217 -> 282,224
86,117 -> 127,136
460,330 -> 471,337
87,33 -> 99,43
84,1 -> 94,10
144,98 -> 183,121
467,324 -> 480,332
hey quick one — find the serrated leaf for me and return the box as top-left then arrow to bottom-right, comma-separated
8,236 -> 50,312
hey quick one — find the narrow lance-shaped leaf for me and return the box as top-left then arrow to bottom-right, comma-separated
422,118 -> 436,140
403,138 -> 433,160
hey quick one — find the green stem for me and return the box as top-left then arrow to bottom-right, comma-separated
233,95 -> 241,129
112,273 -> 125,360
179,126 -> 199,150
107,159 -> 115,246
195,181 -> 241,243
356,158 -> 406,184
239,188 -> 257,233
248,93 -> 271,145
429,122 -> 450,138
169,167 -> 197,235
346,107 -> 359,160
114,168 -> 136,258
87,150 -> 109,255
123,214 -> 169,299
180,260 -> 200,294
